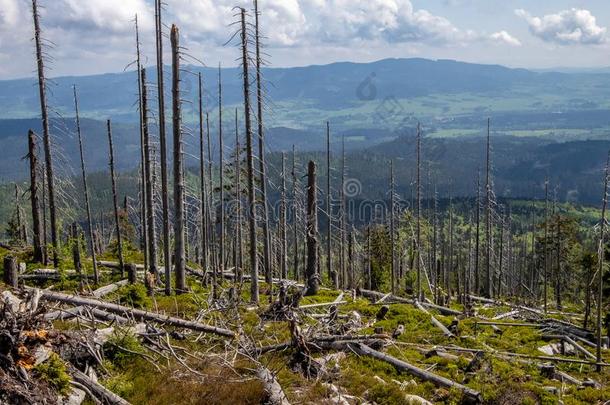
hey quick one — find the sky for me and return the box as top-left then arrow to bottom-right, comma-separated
1,0 -> 609,79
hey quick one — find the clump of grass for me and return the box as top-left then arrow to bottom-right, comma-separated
116,284 -> 150,308
103,328 -> 144,369
34,353 -> 71,395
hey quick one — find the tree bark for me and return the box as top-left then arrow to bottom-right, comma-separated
3,255 -> 18,288
27,130 -> 44,263
306,161 -> 319,296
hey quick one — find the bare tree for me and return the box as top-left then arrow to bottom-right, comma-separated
240,7 -> 259,303
218,65 -> 224,295
254,0 -> 272,285
306,161 -> 319,295
485,118 -> 492,298
326,122 -> 335,287
281,153 -> 288,280
198,73 -> 209,278
154,0 -> 171,295
31,0 -> 59,267
27,130 -> 44,263
73,88 -> 98,283
106,120 -> 124,276
135,14 -> 149,276
390,159 -> 396,294
234,109 -> 243,283
142,69 -> 159,282
171,25 -> 185,294
596,151 -> 610,371
416,123 -> 422,300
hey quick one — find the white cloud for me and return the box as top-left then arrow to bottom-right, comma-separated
516,8 -> 607,45
0,0 -> 21,28
489,30 -> 521,47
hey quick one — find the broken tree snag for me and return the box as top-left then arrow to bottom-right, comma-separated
3,255 -> 18,288
305,161 -> 319,296
257,366 -> 291,405
27,130 -> 44,263
126,263 -> 138,284
36,289 -> 235,338
350,343 -> 482,404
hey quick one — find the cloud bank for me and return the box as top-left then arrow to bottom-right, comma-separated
516,8 -> 607,45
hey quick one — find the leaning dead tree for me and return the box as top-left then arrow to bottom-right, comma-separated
171,24 -> 186,294
239,7 -> 259,303
27,130 -> 44,263
73,87 -> 98,283
254,0 -> 272,285
306,161 -> 320,296
155,0 -> 171,295
31,0 -> 59,267
106,120 -> 125,276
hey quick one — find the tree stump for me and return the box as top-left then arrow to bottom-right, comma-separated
126,263 -> 137,285
3,256 -> 18,288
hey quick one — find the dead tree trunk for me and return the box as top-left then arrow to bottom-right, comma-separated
73,88 -> 98,283
198,73 -> 209,278
596,151 -> 610,371
475,171 -> 481,295
235,109 -> 244,283
154,0 -> 171,296
254,0 -> 272,285
416,123 -> 422,300
217,65 -> 224,298
306,161 -> 319,296
485,118 -> 492,298
106,120 -> 124,277
135,14 -> 149,278
340,136 -> 346,288
292,146 -> 299,280
281,153 -> 288,280
27,130 -> 44,263
390,160 -> 396,294
326,122 -> 335,287
171,25 -> 185,294
3,255 -> 18,288
142,69 -> 159,284
31,0 -> 59,267
240,8 -> 259,303
544,180 -> 549,312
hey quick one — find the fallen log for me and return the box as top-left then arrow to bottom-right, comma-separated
256,366 -> 291,405
70,368 -> 131,405
92,280 -> 129,298
35,289 -> 235,338
336,343 -> 482,404
415,301 -> 455,338
360,289 -> 462,316
541,335 -> 595,360
299,300 -> 347,310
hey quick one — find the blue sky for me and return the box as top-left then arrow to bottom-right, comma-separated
0,0 -> 609,79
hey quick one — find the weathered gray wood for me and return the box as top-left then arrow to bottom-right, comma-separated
257,366 -> 291,405
36,289 -> 235,337
345,343 -> 481,403
71,368 -> 131,405
305,161 -> 319,296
